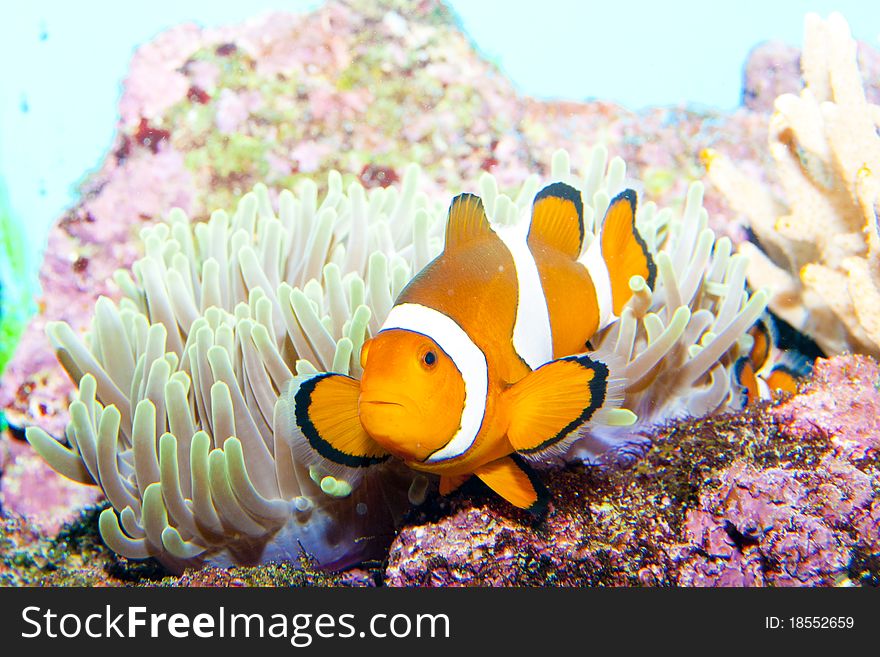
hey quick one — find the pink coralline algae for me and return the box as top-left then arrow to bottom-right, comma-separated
679,457 -> 874,586
215,88 -> 264,134
0,436 -> 102,535
771,355 -> 880,460
741,41 -> 804,113
118,23 -> 206,127
386,356 -> 880,587
742,37 -> 880,112
0,146 -> 195,438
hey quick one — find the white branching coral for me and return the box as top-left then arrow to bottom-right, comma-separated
706,13 -> 880,357
26,146 -> 766,570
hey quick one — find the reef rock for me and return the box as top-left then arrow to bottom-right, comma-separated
0,434 -> 102,533
386,355 -> 880,587
742,36 -> 880,112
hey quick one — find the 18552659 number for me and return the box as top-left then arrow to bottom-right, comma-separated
789,617 -> 854,629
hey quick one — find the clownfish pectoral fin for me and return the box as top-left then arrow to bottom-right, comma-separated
505,354 -> 609,458
600,189 -> 657,315
444,192 -> 493,252
474,456 -> 548,514
528,182 -> 585,259
287,373 -> 389,469
439,473 -> 471,496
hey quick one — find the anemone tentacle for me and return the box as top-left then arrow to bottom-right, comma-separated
27,148 -> 768,568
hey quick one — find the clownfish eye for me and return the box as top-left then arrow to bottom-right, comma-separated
422,350 -> 437,367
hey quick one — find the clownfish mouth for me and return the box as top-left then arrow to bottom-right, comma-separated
358,389 -> 417,411
360,399 -> 404,407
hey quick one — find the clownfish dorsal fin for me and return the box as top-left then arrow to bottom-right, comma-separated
505,354 -> 609,457
474,455 -> 548,514
527,182 -> 584,259
444,193 -> 493,252
600,189 -> 657,315
289,373 -> 389,468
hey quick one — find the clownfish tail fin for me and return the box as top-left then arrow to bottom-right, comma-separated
444,193 -> 493,252
599,189 -> 657,316
281,373 -> 389,493
505,351 -> 632,462
775,348 -> 814,379
528,182 -> 585,259
765,350 -> 813,395
474,455 -> 549,516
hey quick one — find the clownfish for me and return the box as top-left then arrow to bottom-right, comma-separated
731,312 -> 815,408
286,182 -> 655,512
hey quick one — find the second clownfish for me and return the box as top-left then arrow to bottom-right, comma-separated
731,312 -> 815,408
286,182 -> 655,512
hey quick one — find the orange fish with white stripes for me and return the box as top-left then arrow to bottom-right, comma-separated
287,182 -> 655,512
731,312 -> 813,408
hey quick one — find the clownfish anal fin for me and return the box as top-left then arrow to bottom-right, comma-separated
439,473 -> 471,496
601,189 -> 656,315
474,455 -> 548,514
528,182 -> 584,259
444,192 -> 492,252
292,373 -> 389,468
505,354 -> 609,457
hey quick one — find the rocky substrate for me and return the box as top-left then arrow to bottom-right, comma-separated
2,355 -> 877,587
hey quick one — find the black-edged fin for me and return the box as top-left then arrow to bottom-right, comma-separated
766,309 -> 826,360
775,348 -> 814,378
731,356 -> 759,410
474,455 -> 548,515
765,348 -> 813,395
600,189 -> 657,315
528,182 -> 584,259
505,354 -> 608,458
444,192 -> 493,253
292,373 -> 389,468
765,365 -> 800,395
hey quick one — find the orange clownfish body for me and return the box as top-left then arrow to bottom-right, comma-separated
288,183 -> 655,513
731,312 -> 814,408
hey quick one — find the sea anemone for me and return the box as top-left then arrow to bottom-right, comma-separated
26,146 -> 768,569
532,150 -> 768,461
25,171 -> 435,572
